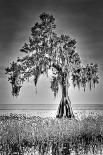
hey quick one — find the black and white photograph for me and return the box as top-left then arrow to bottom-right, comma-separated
0,0 -> 103,154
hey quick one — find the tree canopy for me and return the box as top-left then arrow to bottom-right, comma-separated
5,12 -> 99,97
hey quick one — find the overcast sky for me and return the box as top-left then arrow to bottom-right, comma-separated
0,0 -> 103,107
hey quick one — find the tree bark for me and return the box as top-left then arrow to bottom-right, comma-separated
56,73 -> 74,118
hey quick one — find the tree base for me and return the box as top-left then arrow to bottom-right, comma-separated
56,97 -> 75,119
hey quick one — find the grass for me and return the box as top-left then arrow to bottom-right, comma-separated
0,113 -> 103,154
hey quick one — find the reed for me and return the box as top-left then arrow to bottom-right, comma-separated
0,113 -> 103,154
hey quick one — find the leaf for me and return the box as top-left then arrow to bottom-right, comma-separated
50,76 -> 59,97
5,12 -> 99,98
33,66 -> 42,87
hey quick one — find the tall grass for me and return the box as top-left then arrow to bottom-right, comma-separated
0,113 -> 103,154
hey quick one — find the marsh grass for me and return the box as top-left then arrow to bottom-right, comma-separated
0,113 -> 103,154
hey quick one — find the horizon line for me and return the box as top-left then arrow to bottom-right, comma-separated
0,104 -> 103,110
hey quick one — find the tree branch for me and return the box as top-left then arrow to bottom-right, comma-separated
52,63 -> 62,74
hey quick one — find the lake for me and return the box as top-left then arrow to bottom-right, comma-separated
0,104 -> 103,119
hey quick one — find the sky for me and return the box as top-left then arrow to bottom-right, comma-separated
0,0 -> 103,107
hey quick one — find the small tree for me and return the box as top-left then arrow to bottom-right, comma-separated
5,13 -> 99,118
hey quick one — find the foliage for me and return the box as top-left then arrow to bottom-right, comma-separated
0,113 -> 103,154
5,12 -> 99,97
72,63 -> 99,91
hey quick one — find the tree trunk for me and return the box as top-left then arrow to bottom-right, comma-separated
56,73 -> 74,118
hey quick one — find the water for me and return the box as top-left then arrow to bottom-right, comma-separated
0,104 -> 103,119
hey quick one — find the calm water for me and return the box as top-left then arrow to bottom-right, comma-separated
0,104 -> 103,119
